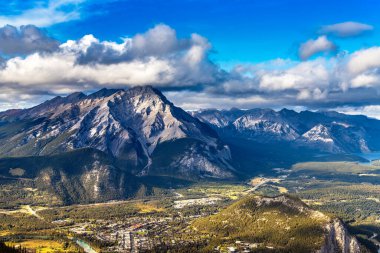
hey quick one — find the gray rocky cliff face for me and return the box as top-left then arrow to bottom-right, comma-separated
318,219 -> 361,253
0,86 -> 235,179
193,108 -> 378,154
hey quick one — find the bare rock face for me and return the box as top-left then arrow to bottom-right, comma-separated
318,219 -> 361,253
193,108 -> 380,154
0,86 -> 235,179
300,124 -> 341,153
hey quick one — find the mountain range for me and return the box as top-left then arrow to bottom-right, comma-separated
0,86 -> 379,203
192,108 -> 380,174
193,108 -> 380,154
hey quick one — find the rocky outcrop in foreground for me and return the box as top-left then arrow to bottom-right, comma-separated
319,219 -> 361,253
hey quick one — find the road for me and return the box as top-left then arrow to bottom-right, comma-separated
173,191 -> 184,198
246,179 -> 270,193
130,232 -> 137,253
25,205 -> 44,220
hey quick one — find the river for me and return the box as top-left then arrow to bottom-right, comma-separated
369,233 -> 380,253
75,239 -> 97,253
355,151 -> 380,164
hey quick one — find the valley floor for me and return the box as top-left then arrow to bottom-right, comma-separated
2,160 -> 380,252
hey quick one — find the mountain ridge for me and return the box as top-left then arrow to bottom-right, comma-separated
1,87 -> 380,204
192,107 -> 380,154
0,86 -> 235,181
192,194 -> 363,252
1,88 -> 379,180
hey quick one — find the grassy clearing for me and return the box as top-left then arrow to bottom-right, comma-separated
135,202 -> 165,213
6,239 -> 73,253
291,162 -> 378,174
178,182 -> 249,200
277,186 -> 288,193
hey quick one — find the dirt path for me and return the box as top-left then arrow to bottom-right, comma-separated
25,205 -> 44,220
246,179 -> 270,193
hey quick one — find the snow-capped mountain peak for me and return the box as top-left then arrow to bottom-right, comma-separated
302,124 -> 334,143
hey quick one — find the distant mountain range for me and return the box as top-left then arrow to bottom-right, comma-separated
0,86 -> 379,203
192,108 -> 380,154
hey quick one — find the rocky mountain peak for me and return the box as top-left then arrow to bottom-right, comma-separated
0,86 -> 234,179
124,85 -> 169,103
88,88 -> 123,99
65,91 -> 86,101
302,124 -> 333,142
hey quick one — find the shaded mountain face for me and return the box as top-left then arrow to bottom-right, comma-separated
192,108 -> 380,154
0,149 -> 147,205
0,86 -> 234,180
192,195 -> 363,253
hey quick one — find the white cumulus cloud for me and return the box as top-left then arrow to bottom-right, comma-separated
298,36 -> 336,60
347,47 -> 380,75
0,24 -> 380,113
0,24 -> 219,102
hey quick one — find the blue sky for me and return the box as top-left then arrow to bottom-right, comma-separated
0,0 -> 380,118
45,0 -> 380,63
1,0 -> 379,63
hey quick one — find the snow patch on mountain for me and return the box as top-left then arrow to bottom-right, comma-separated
302,124 -> 334,143
192,108 -> 380,154
233,116 -> 299,141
